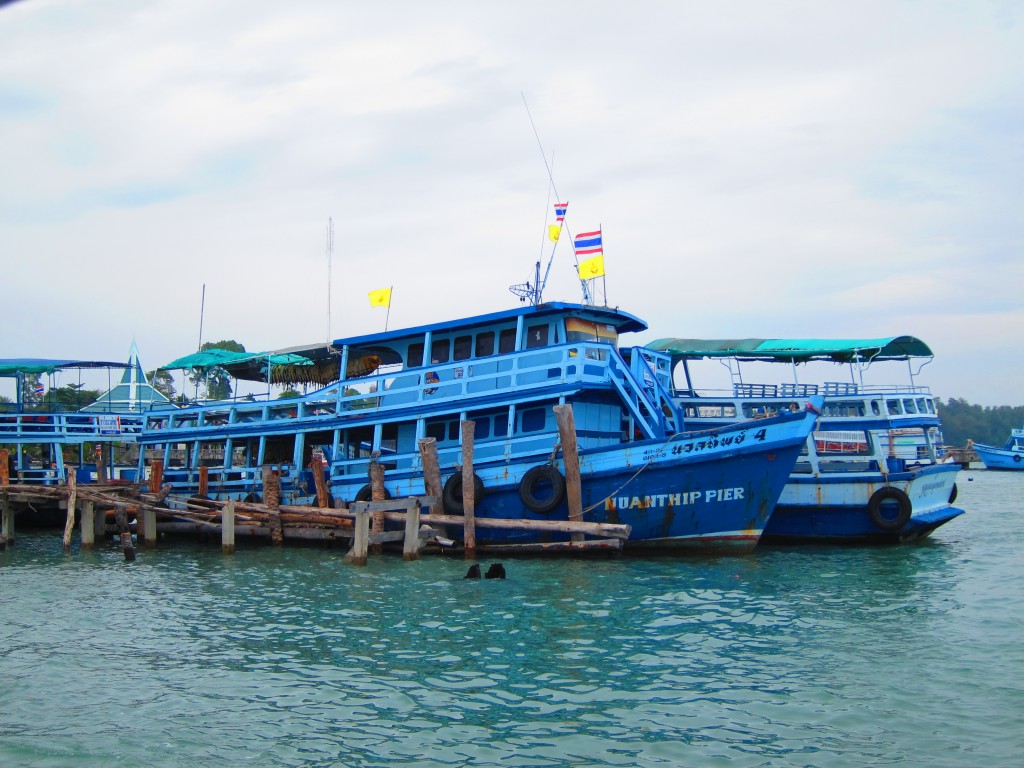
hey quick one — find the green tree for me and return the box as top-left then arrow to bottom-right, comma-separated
277,387 -> 301,399
20,372 -> 43,406
50,384 -> 102,411
188,340 -> 246,401
146,369 -> 177,400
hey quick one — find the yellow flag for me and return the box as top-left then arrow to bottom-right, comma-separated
548,224 -> 561,242
577,254 -> 605,279
368,287 -> 392,307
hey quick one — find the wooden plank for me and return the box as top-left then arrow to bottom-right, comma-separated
344,509 -> 370,565
402,500 -> 421,560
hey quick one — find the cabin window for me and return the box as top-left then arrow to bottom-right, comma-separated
448,422 -> 459,441
499,328 -> 517,354
475,419 -> 490,439
408,343 -> 424,368
917,398 -> 929,414
903,399 -> 918,414
691,403 -> 737,418
426,422 -> 446,441
431,339 -> 450,364
453,335 -> 472,361
565,318 -> 619,345
871,401 -> 881,416
526,324 -> 549,348
475,332 -> 495,357
886,399 -> 903,415
521,408 -> 546,432
494,415 -> 508,437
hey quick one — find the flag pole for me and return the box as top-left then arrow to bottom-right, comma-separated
385,286 -> 393,332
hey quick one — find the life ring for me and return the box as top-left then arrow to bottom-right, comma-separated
1014,454 -> 1022,463
443,472 -> 485,514
518,465 -> 566,514
948,483 -> 957,504
355,484 -> 391,502
867,487 -> 912,531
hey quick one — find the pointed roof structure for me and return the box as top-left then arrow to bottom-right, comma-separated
80,341 -> 173,413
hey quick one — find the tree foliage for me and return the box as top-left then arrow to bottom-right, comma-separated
146,369 -> 177,400
188,340 -> 246,401
936,398 -> 1024,447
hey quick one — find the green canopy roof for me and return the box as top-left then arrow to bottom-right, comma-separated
645,336 -> 933,363
0,358 -> 128,376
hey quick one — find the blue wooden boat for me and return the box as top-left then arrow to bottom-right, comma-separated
643,336 -> 965,544
138,303 -> 820,553
972,425 -> 1024,470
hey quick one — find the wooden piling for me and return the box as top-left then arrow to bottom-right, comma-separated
311,459 -> 331,509
402,499 -> 422,560
0,448 -> 9,486
222,500 -> 236,554
461,420 -> 476,556
1,491 -> 12,548
262,466 -> 284,545
141,506 -> 157,547
554,404 -> 584,542
81,500 -> 96,548
344,506 -> 371,565
96,444 -> 108,483
369,459 -> 386,554
418,438 -> 444,514
198,466 -> 209,498
148,458 -> 164,494
114,505 -> 135,562
62,471 -> 77,552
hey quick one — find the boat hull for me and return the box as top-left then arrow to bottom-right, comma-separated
972,443 -> 1024,471
761,462 -> 964,544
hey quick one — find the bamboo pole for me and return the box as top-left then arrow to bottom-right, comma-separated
553,404 -> 584,542
62,471 -> 77,552
461,420 -> 476,556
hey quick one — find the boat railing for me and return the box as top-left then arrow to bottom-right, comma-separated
142,342 -> 653,436
0,412 -> 146,442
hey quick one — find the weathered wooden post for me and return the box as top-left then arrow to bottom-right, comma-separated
96,444 -> 109,483
262,466 -> 283,545
198,466 -> 209,498
114,504 -> 136,562
93,504 -> 107,541
312,460 -> 331,508
0,449 -> 10,550
148,458 -> 164,494
461,420 -> 476,556
80,500 -> 96,548
141,505 -> 157,548
403,499 -> 422,561
62,471 -> 77,552
344,505 -> 370,565
222,499 -> 236,554
369,458 -> 386,554
418,438 -> 445,514
554,404 -> 584,542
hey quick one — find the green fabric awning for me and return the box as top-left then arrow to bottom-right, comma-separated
0,358 -> 128,376
645,336 -> 933,363
160,349 -> 312,371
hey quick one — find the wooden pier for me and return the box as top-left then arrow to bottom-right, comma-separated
0,431 -> 632,562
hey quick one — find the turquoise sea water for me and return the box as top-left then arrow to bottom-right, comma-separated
1,467 -> 1022,768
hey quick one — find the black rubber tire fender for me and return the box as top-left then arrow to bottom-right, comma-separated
518,465 -> 567,515
354,483 -> 391,503
867,487 -> 912,531
1014,454 -> 1022,463
443,472 -> 485,515
948,483 -> 958,504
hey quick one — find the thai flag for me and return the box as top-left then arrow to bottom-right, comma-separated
554,202 -> 568,222
33,383 -> 44,396
574,229 -> 603,256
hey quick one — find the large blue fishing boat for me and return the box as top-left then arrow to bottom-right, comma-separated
137,303 -> 820,552
642,336 -> 964,543
971,425 -> 1024,470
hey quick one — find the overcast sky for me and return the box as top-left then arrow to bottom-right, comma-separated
1,0 -> 1021,405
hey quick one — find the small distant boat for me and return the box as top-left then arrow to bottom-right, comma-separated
971,426 -> 1024,470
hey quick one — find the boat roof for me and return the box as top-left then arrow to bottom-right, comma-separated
645,336 -> 934,363
157,303 -> 648,384
0,358 -> 129,376
332,302 -> 647,348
